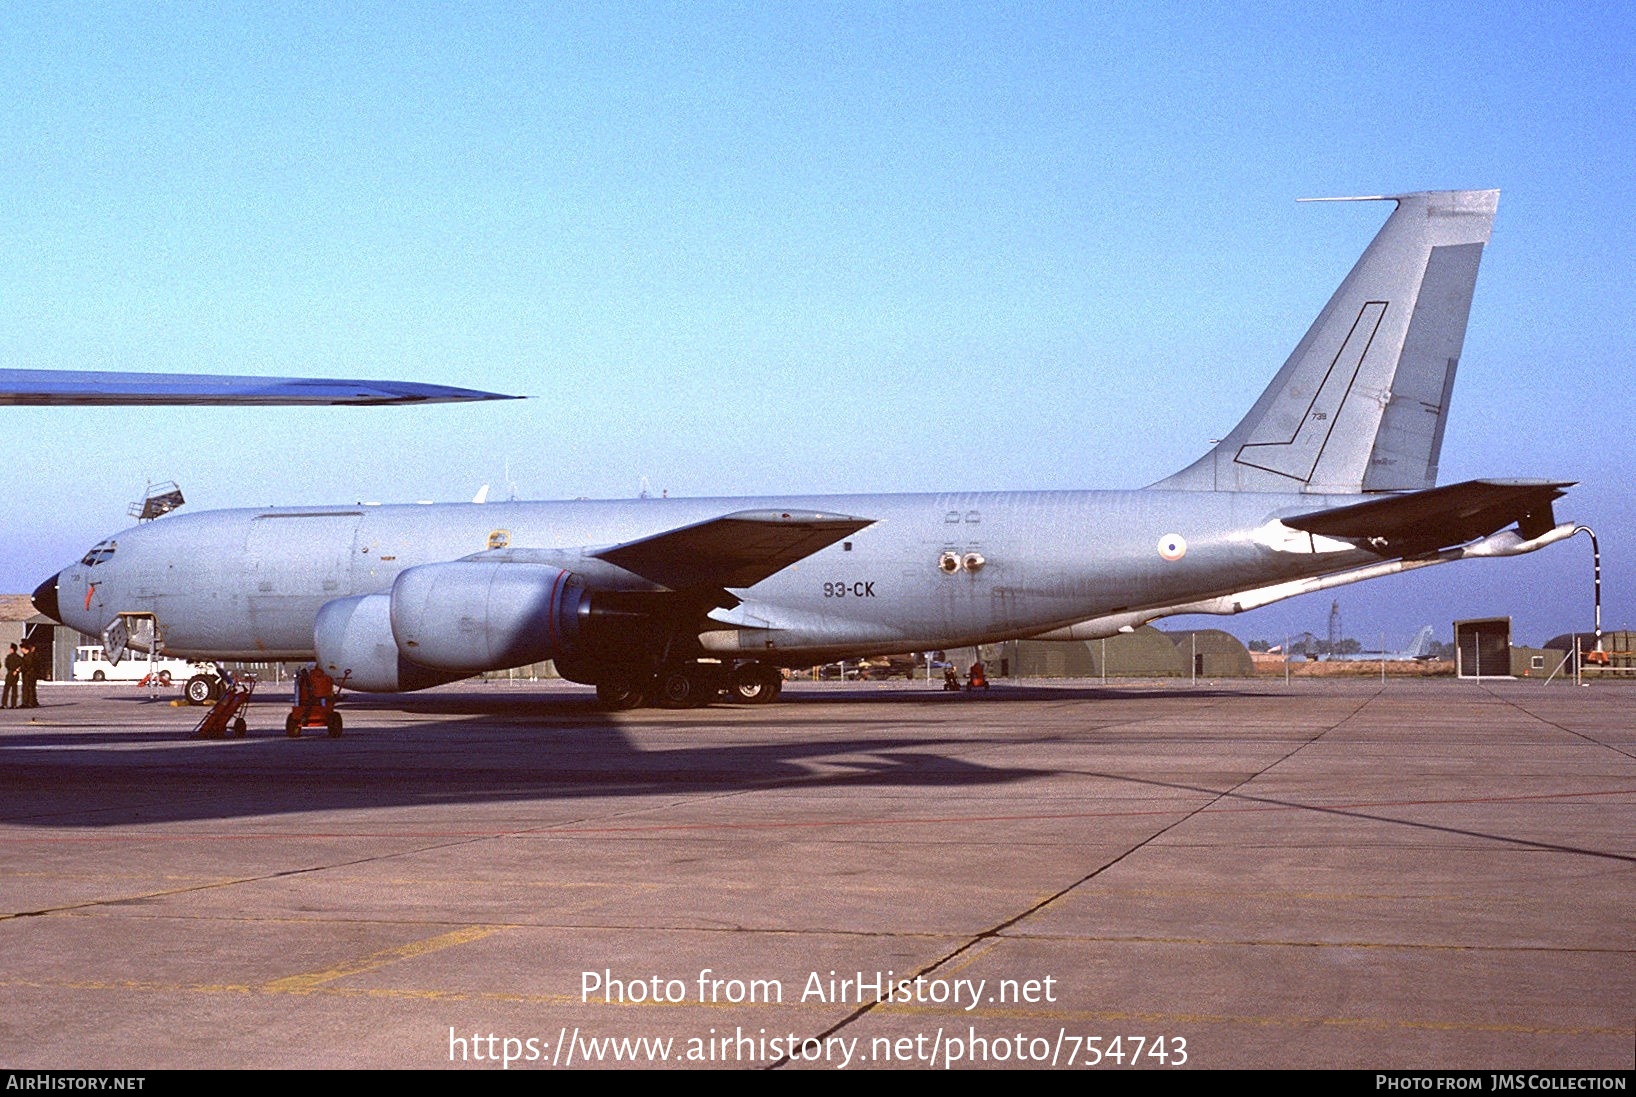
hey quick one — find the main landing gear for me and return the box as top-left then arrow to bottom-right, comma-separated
593,660 -> 783,711
727,662 -> 782,705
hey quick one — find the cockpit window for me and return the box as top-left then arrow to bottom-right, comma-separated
79,539 -> 117,567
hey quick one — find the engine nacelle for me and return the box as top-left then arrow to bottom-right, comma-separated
389,560 -> 587,672
313,594 -> 468,692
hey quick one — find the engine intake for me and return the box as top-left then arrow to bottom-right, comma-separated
313,594 -> 466,692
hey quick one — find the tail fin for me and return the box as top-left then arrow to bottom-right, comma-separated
1152,190 -> 1497,494
1407,625 -> 1435,658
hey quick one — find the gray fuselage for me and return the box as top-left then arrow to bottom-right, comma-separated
50,488 -> 1375,664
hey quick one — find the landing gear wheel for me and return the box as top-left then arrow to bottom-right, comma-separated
595,676 -> 647,711
285,714 -> 301,738
186,675 -> 216,706
656,667 -> 710,709
327,712 -> 343,738
730,664 -> 783,704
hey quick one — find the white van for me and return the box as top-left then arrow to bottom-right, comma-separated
72,645 -> 214,686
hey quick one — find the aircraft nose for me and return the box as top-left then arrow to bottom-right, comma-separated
32,572 -> 61,625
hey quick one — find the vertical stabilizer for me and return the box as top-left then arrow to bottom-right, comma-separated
1152,190 -> 1497,494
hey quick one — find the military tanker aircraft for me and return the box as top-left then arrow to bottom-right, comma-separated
32,190 -> 1574,709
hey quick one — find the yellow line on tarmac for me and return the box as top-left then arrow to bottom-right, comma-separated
263,925 -> 507,993
875,1000 -> 1634,1038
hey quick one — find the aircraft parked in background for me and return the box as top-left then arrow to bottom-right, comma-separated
1323,625 -> 1438,662
34,190 -> 1575,709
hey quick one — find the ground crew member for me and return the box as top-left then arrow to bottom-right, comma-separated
3,643 -> 21,708
20,640 -> 43,708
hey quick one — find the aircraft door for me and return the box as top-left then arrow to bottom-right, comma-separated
244,512 -> 363,653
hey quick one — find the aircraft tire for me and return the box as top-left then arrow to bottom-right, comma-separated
595,676 -> 647,711
185,675 -> 216,706
655,667 -> 709,709
729,664 -> 781,704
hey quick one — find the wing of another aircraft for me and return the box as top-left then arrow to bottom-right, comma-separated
1284,478 -> 1572,556
591,509 -> 875,590
0,368 -> 518,406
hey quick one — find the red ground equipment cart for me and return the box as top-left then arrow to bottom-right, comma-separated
193,671 -> 254,739
286,665 -> 343,738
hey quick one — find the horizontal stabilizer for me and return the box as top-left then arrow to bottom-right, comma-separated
591,509 -> 874,590
0,369 -> 519,406
1284,478 -> 1572,556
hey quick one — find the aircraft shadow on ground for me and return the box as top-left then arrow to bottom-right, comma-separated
0,691 -> 1051,828
735,683 -> 1257,703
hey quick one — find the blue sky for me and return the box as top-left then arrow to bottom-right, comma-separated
1,2 -> 1630,645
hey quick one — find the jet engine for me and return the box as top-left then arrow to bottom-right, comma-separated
389,560 -> 588,671
313,561 -> 593,691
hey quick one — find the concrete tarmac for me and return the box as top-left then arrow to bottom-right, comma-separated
2,677 -> 1632,1070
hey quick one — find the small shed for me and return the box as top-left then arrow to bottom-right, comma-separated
1453,617 -> 1512,679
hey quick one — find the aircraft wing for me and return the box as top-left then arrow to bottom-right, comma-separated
0,369 -> 519,406
1284,478 -> 1573,556
591,509 -> 874,590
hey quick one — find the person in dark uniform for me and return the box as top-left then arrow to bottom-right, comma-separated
19,640 -> 43,708
3,643 -> 21,708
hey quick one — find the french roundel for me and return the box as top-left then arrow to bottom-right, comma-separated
1157,533 -> 1187,561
